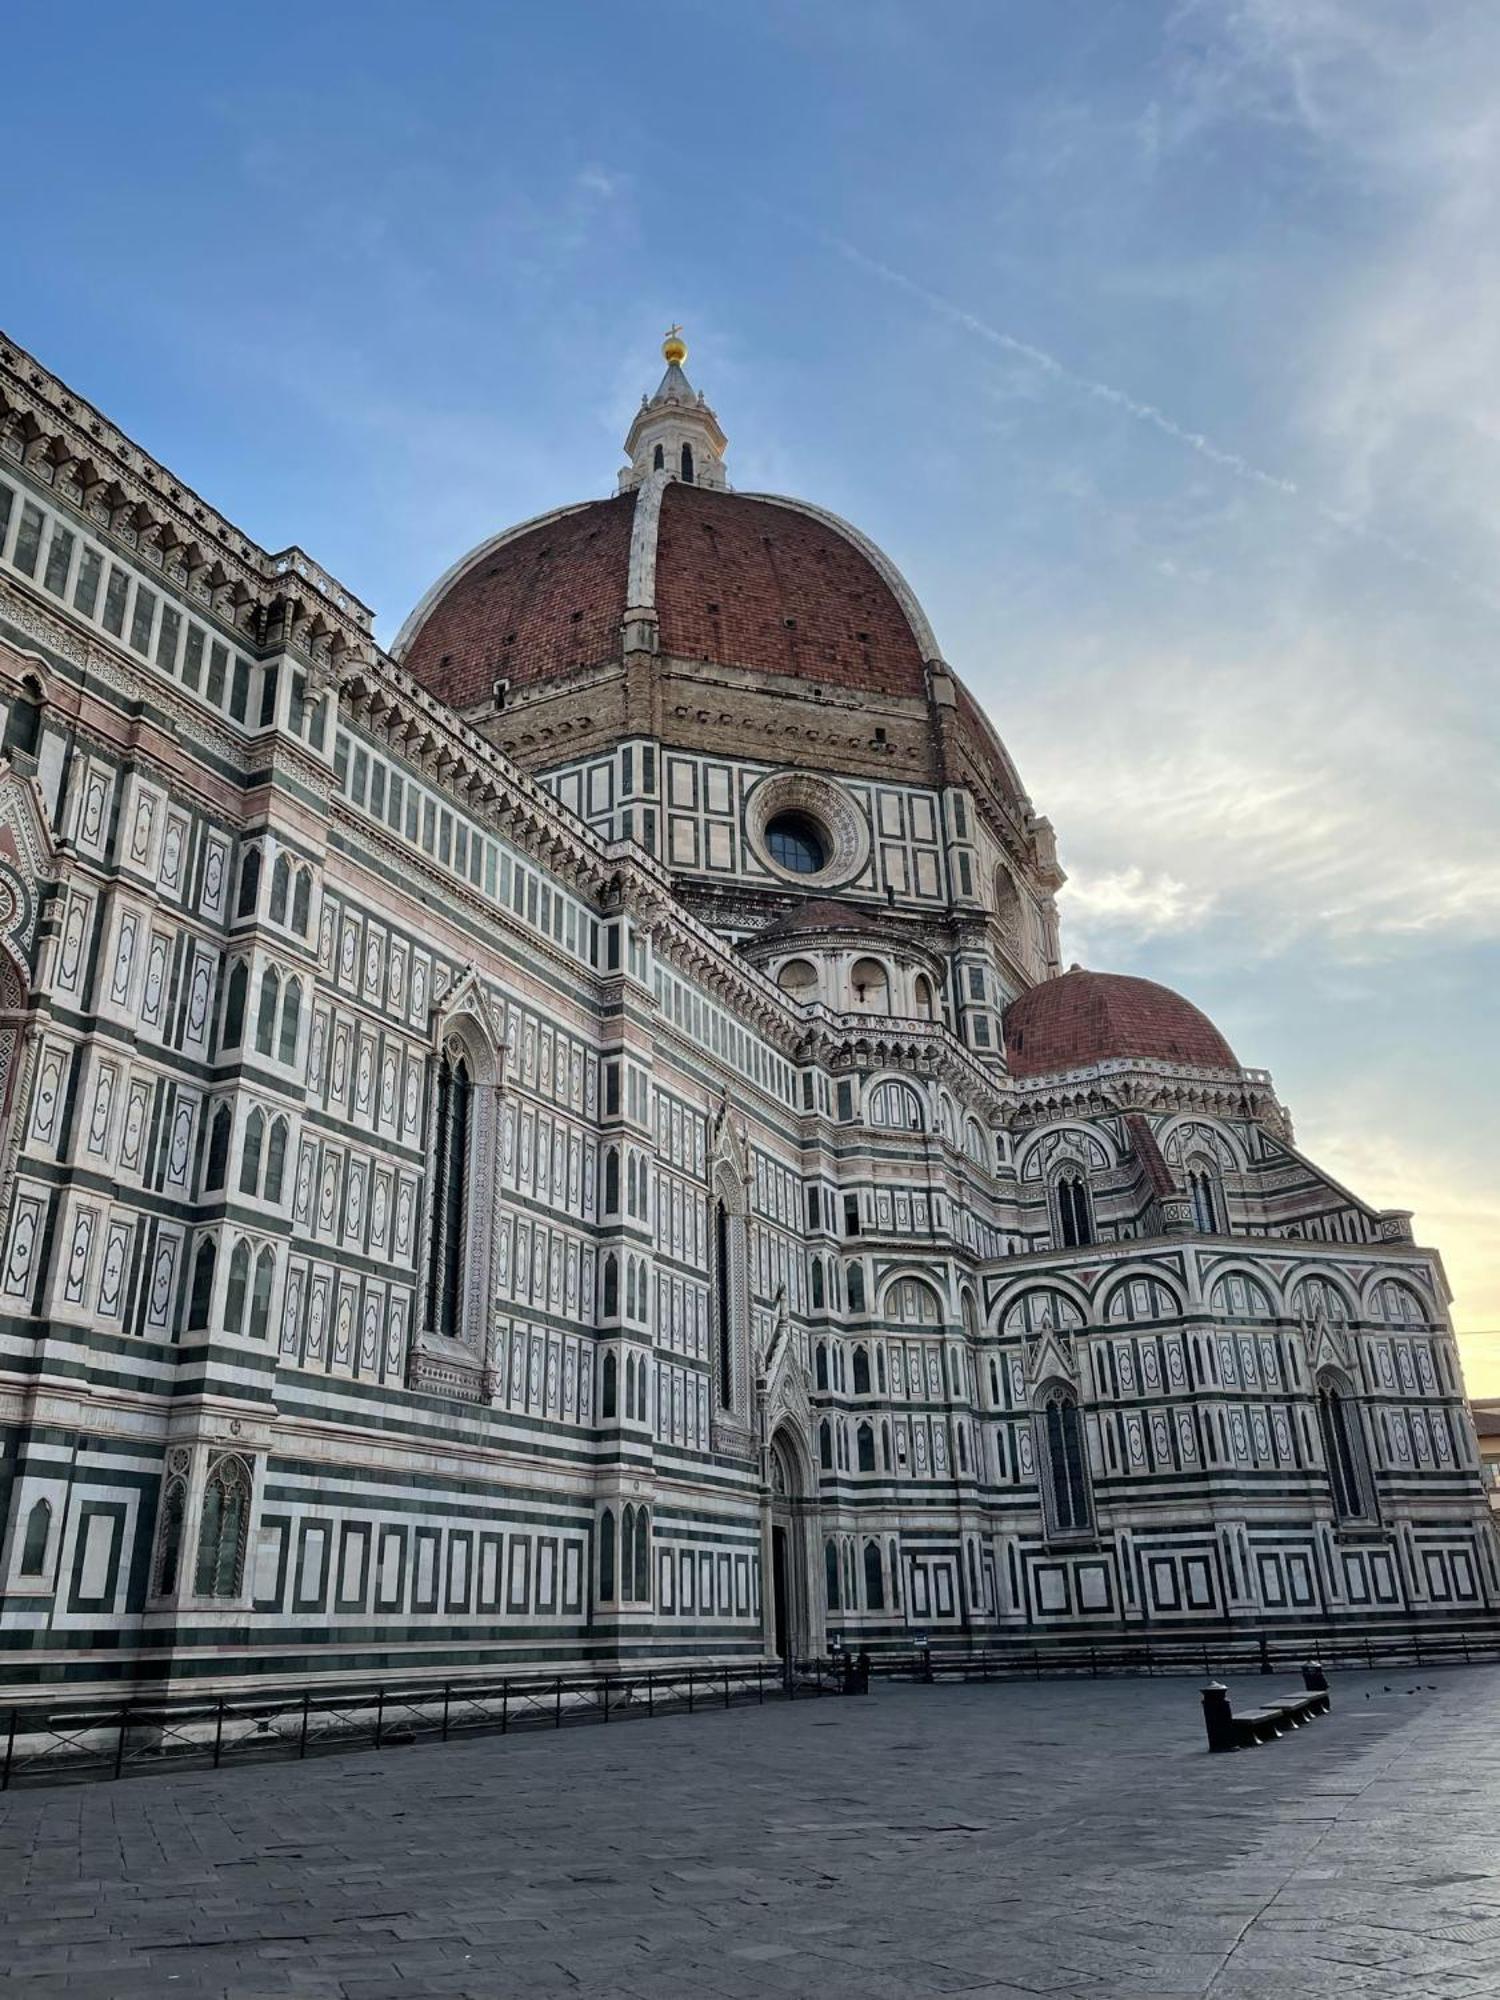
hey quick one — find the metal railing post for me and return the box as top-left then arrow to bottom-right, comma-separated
501,1679 -> 509,1734
441,1683 -> 451,1742
374,1689 -> 386,1748
687,1668 -> 694,1713
113,1706 -> 128,1780
212,1699 -> 225,1769
2,1708 -> 14,1792
723,1667 -> 730,1710
602,1676 -> 610,1724
555,1676 -> 562,1728
298,1692 -> 310,1759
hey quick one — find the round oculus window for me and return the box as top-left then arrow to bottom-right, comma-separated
764,811 -> 827,876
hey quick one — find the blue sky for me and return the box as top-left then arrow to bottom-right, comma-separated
7,2 -> 1498,1383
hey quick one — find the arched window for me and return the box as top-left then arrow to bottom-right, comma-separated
249,1246 -> 275,1340
3,679 -> 42,760
819,1418 -> 833,1470
634,1506 -> 650,1602
426,1050 -> 471,1339
19,1498 -> 50,1578
194,1455 -> 250,1598
857,1422 -> 875,1473
264,1117 -> 289,1205
913,974 -> 935,1021
714,1196 -> 733,1411
236,847 -> 260,918
255,966 -> 280,1055
222,961 -> 248,1048
204,1104 -> 231,1190
602,1349 -> 618,1419
653,443 -> 664,471
598,1507 -> 615,1602
825,1538 -> 841,1613
888,1538 -> 901,1608
1038,1386 -> 1091,1534
188,1239 -> 216,1329
881,1419 -> 891,1467
846,1262 -> 866,1313
680,442 -> 694,482
852,1345 -> 871,1395
269,853 -> 291,925
602,1253 -> 619,1319
291,867 -> 311,936
1055,1169 -> 1093,1249
225,1239 -> 251,1334
621,1505 -> 636,1603
603,1147 -> 619,1214
863,1539 -> 885,1610
1318,1373 -> 1373,1522
277,978 -> 301,1066
1188,1166 -> 1219,1234
239,1108 -> 264,1195
152,1481 -> 185,1595
849,957 -> 889,1012
815,1342 -> 829,1392
811,1257 -> 825,1311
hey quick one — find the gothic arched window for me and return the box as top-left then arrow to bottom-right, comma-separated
255,966 -> 280,1056
291,867 -> 311,936
680,442 -> 694,482
188,1238 -> 216,1329
19,1498 -> 50,1578
598,1507 -> 615,1602
239,1108 -> 264,1195
1038,1385 -> 1091,1534
847,1262 -> 866,1313
857,1422 -> 875,1473
204,1104 -> 231,1191
222,961 -> 248,1049
265,1117 -> 289,1205
633,1506 -> 650,1601
225,1238 -> 251,1335
194,1455 -> 250,1598
863,1539 -> 884,1611
819,1418 -> 833,1470
249,1246 -> 275,1341
811,1257 -> 825,1311
427,1049 -> 472,1340
852,1345 -> 871,1395
236,847 -> 260,918
653,443 -> 664,471
602,1350 -> 618,1419
277,978 -> 302,1066
815,1342 -> 829,1392
1055,1169 -> 1094,1249
621,1505 -> 637,1603
1318,1372 -> 1373,1521
269,853 -> 291,925
824,1538 -> 840,1613
152,1480 -> 185,1595
713,1196 -> 732,1408
1188,1165 -> 1220,1234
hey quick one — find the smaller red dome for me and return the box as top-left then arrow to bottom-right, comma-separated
1003,968 -> 1237,1079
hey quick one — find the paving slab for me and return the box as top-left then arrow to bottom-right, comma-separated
0,1669 -> 1497,1996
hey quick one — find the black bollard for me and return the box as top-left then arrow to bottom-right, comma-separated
1302,1660 -> 1328,1693
1201,1680 -> 1238,1753
855,1648 -> 871,1696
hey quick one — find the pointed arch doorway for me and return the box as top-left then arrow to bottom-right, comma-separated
767,1426 -> 818,1666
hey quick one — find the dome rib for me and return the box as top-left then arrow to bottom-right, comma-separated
1003,969 -> 1237,1079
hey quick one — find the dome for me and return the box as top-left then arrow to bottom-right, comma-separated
1003,968 -> 1238,1079
397,482 -> 930,712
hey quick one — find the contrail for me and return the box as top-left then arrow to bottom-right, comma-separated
822,229 -> 1500,612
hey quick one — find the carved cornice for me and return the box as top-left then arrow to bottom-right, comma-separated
0,332 -> 375,678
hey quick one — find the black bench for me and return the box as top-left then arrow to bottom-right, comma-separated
1201,1680 -> 1331,1752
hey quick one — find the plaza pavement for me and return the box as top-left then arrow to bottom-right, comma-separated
0,1666 -> 1497,1999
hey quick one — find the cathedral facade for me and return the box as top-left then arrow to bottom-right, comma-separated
0,328 -> 1492,1698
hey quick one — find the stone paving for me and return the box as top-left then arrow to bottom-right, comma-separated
0,1667 -> 1498,1998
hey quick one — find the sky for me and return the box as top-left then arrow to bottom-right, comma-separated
6,1 -> 1498,1386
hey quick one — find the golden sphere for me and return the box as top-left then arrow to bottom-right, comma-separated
662,328 -> 687,365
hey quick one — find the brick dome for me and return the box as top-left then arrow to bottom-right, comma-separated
397,482 -> 928,710
1003,968 -> 1238,1079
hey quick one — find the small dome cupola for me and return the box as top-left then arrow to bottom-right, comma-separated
620,328 -> 729,493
